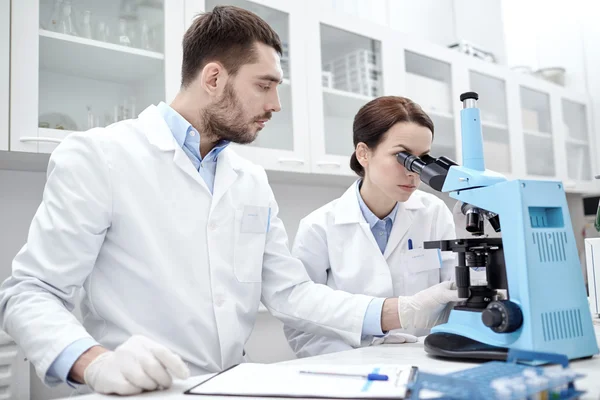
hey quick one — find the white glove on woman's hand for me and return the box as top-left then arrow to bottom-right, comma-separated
397,281 -> 463,330
371,330 -> 418,345
84,335 -> 190,395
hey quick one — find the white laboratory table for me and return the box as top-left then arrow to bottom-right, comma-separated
65,322 -> 600,400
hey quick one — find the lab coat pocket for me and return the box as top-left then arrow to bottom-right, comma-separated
403,248 -> 442,295
233,208 -> 268,283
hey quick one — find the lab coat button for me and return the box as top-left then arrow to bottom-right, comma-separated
215,295 -> 225,307
209,222 -> 217,231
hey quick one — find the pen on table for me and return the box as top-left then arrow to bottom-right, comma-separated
408,239 -> 413,250
299,370 -> 389,381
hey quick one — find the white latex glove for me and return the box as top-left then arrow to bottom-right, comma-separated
371,330 -> 418,345
398,281 -> 463,330
84,335 -> 190,395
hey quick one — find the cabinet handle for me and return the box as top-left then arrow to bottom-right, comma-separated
277,158 -> 305,166
316,161 -> 341,168
563,181 -> 577,189
20,137 -> 63,144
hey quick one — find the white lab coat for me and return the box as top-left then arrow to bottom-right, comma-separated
0,105 -> 374,386
284,182 -> 456,358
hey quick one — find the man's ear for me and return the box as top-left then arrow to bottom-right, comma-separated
199,62 -> 226,97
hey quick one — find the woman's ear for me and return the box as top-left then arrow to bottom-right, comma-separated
356,142 -> 369,170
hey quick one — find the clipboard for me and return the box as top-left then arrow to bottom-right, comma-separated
184,363 -> 418,399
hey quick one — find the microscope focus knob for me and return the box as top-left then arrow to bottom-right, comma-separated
481,300 -> 523,333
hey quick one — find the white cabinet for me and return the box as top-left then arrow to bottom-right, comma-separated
0,0 -> 8,151
4,0 -> 600,194
560,95 -> 596,192
10,0 -> 185,153
305,6 -> 398,176
461,61 -> 516,175
518,81 -> 556,178
401,39 -> 460,162
0,331 -> 29,400
186,0 -> 311,173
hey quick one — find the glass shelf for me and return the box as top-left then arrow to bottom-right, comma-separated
470,71 -> 508,127
524,133 -> 555,176
320,24 -> 382,157
405,51 -> 452,116
322,88 -> 368,157
520,86 -> 552,135
520,86 -> 555,177
320,24 -> 382,98
482,125 -> 511,173
562,99 -> 589,142
38,0 -> 165,132
469,71 -> 510,173
429,113 -> 456,161
566,142 -> 592,181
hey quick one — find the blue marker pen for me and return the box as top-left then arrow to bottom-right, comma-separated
299,370 -> 389,381
408,239 -> 413,250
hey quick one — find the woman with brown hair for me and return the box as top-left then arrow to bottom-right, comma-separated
284,96 -> 458,358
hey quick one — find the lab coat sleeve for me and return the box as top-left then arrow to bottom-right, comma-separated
282,220 -> 354,358
0,133 -> 112,386
259,183 -> 374,349
435,201 -> 457,282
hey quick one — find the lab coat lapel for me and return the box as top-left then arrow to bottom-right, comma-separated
211,149 -> 240,213
383,195 -> 425,259
138,105 -> 209,190
334,183 -> 382,253
383,203 -> 412,259
334,183 -> 394,294
138,105 -> 178,151
173,148 -> 209,190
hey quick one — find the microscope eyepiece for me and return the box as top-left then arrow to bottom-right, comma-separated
396,151 -> 425,174
396,151 -> 458,192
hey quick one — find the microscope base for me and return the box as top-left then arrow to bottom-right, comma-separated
424,332 -> 508,361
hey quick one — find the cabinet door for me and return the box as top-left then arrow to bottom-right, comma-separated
0,331 -> 29,400
10,0 -> 184,153
186,0 -> 310,173
403,45 -> 459,163
517,81 -> 557,178
468,68 -> 512,175
305,7 -> 396,176
0,0 -> 8,151
560,96 -> 596,192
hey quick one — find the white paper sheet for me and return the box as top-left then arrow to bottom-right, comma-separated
185,363 -> 415,398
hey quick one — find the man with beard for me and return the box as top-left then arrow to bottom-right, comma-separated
0,5 -> 460,396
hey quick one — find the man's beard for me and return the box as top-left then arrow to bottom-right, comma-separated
200,82 -> 270,145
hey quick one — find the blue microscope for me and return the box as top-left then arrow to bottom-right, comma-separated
397,92 -> 599,361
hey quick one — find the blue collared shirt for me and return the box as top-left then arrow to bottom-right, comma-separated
157,102 -> 229,193
355,180 -> 400,254
357,180 -> 400,336
46,103 -> 230,384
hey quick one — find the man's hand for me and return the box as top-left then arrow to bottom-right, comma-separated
397,281 -> 463,329
72,335 -> 190,395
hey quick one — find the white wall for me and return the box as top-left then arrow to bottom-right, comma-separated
323,0 -> 507,64
502,0 -> 588,92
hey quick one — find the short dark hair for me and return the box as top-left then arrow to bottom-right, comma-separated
181,5 -> 283,87
350,96 -> 434,177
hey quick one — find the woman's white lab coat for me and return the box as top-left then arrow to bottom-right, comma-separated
0,105 -> 375,385
284,182 -> 456,358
